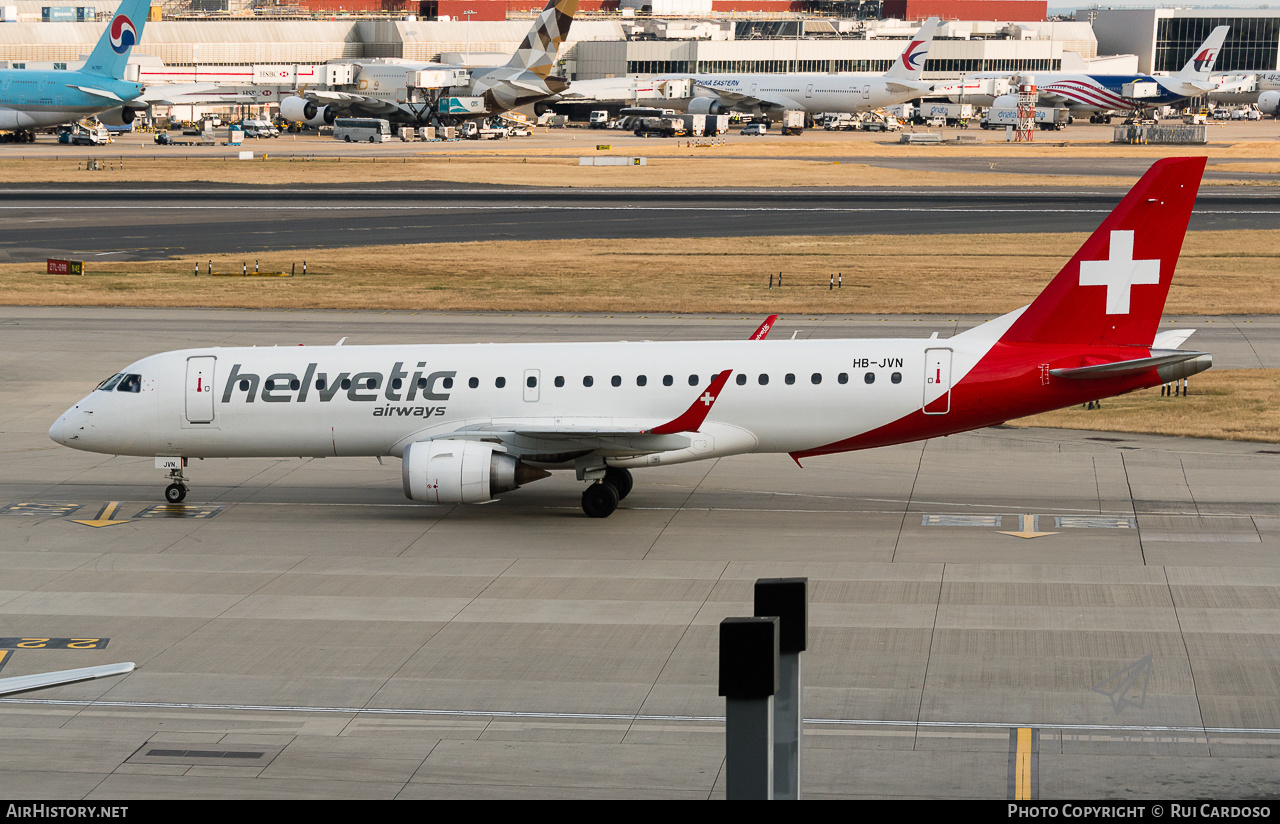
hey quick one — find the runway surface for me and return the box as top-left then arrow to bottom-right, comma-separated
0,183 -> 1277,262
3,308 -> 1280,799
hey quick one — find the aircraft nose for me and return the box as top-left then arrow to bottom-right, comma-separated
49,406 -> 85,446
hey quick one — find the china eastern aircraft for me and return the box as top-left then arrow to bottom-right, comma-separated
50,157 -> 1212,518
0,0 -> 150,142
552,17 -> 938,120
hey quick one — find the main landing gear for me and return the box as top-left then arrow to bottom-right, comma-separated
581,467 -> 633,518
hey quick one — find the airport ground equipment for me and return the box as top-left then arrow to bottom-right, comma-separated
754,577 -> 808,800
720,616 -> 779,800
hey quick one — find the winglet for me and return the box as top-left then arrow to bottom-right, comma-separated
749,315 -> 779,341
648,370 -> 732,435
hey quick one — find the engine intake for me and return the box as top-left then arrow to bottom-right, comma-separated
98,106 -> 136,127
280,96 -> 335,127
402,440 -> 549,504
1259,91 -> 1280,116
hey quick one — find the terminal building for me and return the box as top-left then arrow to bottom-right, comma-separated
1077,7 -> 1280,74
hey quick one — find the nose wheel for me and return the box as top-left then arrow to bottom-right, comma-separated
161,459 -> 190,503
165,483 -> 188,503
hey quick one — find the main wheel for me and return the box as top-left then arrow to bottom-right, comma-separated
603,467 -> 633,500
165,482 -> 187,503
581,482 -> 619,518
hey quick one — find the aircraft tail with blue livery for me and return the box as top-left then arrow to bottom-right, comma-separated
80,0 -> 152,80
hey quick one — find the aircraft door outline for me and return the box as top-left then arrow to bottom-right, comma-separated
186,356 -> 216,424
923,348 -> 952,415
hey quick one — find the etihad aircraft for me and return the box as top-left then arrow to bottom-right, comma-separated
50,158 -> 1212,518
551,17 -> 938,120
937,26 -> 1230,120
279,0 -> 577,128
0,0 -> 150,141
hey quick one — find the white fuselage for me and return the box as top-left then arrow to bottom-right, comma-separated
50,335 -> 990,467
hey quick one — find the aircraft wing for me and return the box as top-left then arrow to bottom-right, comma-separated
0,662 -> 134,697
299,89 -> 402,116
692,82 -> 783,112
411,370 -> 734,457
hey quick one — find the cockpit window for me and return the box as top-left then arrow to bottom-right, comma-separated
117,374 -> 141,393
96,373 -> 124,391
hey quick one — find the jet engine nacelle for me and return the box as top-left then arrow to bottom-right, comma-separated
687,96 -> 727,115
97,106 -> 136,127
1259,91 -> 1280,116
991,93 -> 1021,108
401,440 -> 548,504
279,96 -> 335,127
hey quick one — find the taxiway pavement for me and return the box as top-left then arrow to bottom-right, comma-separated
2,308 -> 1280,798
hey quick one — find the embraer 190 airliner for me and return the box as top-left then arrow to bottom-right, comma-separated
51,158 -> 1212,517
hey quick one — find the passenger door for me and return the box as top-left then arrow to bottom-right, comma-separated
923,348 -> 952,415
186,356 -> 216,424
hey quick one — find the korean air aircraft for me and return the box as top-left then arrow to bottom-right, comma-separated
50,158 -> 1212,518
937,26 -> 1229,120
0,0 -> 150,142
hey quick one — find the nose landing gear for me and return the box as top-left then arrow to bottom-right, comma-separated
159,458 -> 189,503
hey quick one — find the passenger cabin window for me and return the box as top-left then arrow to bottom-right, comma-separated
316,378 -> 327,390
468,377 -> 479,389
736,374 -> 747,385
758,374 -> 769,385
891,372 -> 902,384
688,375 -> 699,386
443,377 -> 454,389
117,374 -> 141,393
865,372 -> 875,384
496,377 -> 506,388
785,373 -> 795,385
637,375 -> 647,387
838,373 -> 849,384
341,378 -> 352,390
555,376 -> 564,388
527,375 -> 537,388
663,375 -> 673,386
583,376 -> 594,387
611,375 -> 621,387
811,373 -> 822,384
392,378 -> 403,390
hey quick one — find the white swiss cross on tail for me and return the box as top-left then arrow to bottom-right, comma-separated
1078,230 -> 1161,315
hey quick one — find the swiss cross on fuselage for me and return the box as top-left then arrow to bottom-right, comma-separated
1078,230 -> 1161,315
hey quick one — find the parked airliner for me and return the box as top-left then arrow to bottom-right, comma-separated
550,18 -> 938,120
50,158 -> 1212,518
0,0 -> 150,141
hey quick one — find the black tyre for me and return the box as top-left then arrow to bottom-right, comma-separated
604,467 -> 633,500
581,482 -> 619,518
165,483 -> 187,503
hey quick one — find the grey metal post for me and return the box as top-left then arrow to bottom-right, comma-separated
720,616 -> 779,800
755,577 -> 808,800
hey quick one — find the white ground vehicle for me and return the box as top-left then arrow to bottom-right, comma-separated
740,123 -> 767,136
241,119 -> 279,138
333,117 -> 392,143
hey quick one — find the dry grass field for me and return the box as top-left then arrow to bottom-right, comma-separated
3,229 -> 1276,315
0,138 -> 1278,188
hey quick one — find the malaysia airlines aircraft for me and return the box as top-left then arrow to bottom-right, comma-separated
551,18 -> 938,120
0,0 -> 150,141
936,26 -> 1229,119
50,158 -> 1212,518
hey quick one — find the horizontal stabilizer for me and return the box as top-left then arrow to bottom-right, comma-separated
0,662 -> 135,697
1049,349 -> 1211,380
68,85 -> 123,101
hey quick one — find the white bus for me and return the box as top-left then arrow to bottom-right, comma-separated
333,118 -> 392,143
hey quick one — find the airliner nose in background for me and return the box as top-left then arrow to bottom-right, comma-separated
50,158 -> 1213,518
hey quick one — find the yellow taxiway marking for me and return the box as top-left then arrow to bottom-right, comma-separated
998,514 -> 1059,540
1015,727 -> 1033,799
71,501 -> 131,528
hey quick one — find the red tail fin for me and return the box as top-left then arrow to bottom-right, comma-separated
1000,156 -> 1205,347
